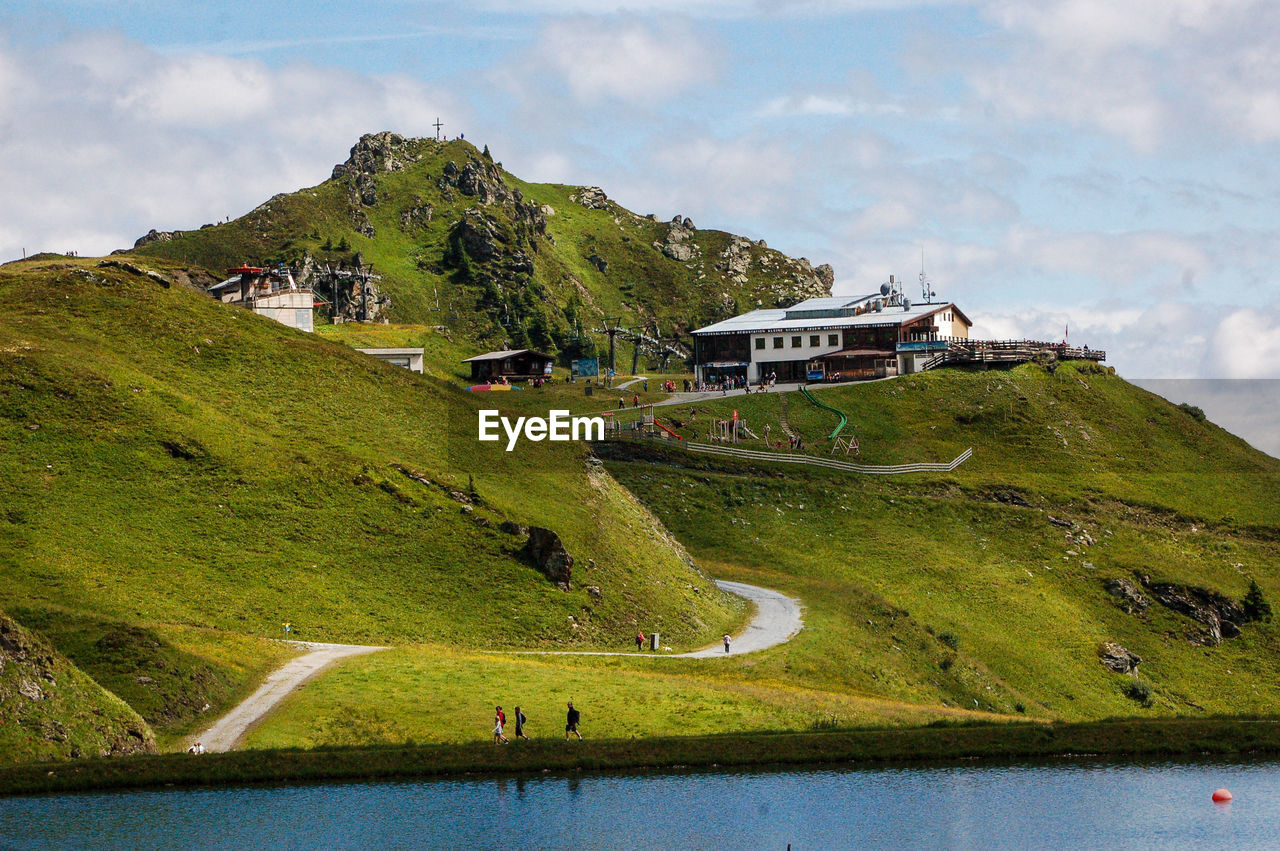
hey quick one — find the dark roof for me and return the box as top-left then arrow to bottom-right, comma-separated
821,348 -> 896,358
461,349 -> 554,363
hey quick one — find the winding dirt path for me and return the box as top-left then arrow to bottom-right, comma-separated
195,641 -> 386,753
196,581 -> 800,751
509,580 -> 803,659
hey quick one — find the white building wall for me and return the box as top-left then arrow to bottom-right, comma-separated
749,330 -> 844,381
930,308 -> 969,340
252,291 -> 315,332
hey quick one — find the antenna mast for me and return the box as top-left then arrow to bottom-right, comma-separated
919,248 -> 936,303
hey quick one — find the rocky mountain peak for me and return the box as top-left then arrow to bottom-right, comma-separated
331,131 -> 421,180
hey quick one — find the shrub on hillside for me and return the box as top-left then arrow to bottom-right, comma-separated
1124,680 -> 1153,707
1244,580 -> 1273,623
1177,402 -> 1206,421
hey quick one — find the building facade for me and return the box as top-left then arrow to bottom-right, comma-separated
462,349 -> 556,382
692,290 -> 971,384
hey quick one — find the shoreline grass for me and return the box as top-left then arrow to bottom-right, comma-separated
5,716 -> 1280,798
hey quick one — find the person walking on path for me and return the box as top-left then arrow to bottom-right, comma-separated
635,632 -> 646,651
632,393 -> 640,408
494,706 -> 509,744
514,706 -> 529,740
565,702 -> 583,740
723,634 -> 732,654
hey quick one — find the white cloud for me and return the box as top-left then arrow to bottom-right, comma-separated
529,17 -> 718,106
1208,303 -> 1280,378
972,0 -> 1280,149
0,33 -> 462,260
756,94 -> 906,118
465,0 -> 965,13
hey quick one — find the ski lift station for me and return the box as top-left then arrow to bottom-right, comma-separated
691,276 -> 971,385
208,264 -> 315,332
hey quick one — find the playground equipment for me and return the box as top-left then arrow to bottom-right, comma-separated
654,420 -> 684,440
709,413 -> 750,443
798,386 -> 848,440
831,434 -> 860,456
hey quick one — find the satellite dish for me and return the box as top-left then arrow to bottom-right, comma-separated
880,282 -> 891,296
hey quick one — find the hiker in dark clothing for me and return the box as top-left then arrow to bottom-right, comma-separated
565,702 -> 583,740
514,706 -> 529,739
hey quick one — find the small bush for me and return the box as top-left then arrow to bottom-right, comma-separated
809,714 -> 840,731
1177,402 -> 1206,421
939,655 -> 955,671
1244,580 -> 1273,623
1014,702 -> 1026,714
1125,681 -> 1153,707
938,631 -> 960,650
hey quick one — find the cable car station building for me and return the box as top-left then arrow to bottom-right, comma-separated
691,282 -> 971,385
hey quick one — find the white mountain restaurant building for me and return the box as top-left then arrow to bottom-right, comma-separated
691,291 -> 972,384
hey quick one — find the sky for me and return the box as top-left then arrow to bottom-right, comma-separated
2,0 -> 1279,391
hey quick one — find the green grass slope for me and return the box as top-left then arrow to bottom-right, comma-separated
601,365 -> 1280,721
129,133 -> 833,362
0,611 -> 154,763
0,257 -> 745,760
220,365 -> 1280,752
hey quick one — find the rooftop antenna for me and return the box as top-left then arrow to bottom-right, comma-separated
433,117 -> 443,141
919,248 -> 936,303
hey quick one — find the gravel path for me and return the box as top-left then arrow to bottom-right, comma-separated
195,641 -> 387,752
508,580 -> 803,659
195,581 -> 800,751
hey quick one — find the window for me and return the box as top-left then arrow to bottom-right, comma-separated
772,337 -> 783,349
754,338 -> 765,350
809,335 -> 820,347
828,334 -> 838,346
791,336 -> 802,348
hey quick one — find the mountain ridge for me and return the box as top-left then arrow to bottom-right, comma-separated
129,131 -> 835,363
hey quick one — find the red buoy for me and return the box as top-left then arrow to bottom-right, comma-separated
1212,788 -> 1233,803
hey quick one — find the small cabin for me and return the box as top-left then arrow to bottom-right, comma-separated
357,347 -> 424,373
462,349 -> 555,382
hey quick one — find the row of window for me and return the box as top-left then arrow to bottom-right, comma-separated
755,333 -> 840,351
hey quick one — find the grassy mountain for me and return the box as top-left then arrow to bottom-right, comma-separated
129,132 -> 834,365
0,256 -> 744,760
6,145 -> 1280,768
236,364 -> 1280,749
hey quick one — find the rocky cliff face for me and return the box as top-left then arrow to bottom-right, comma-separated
0,613 -> 155,763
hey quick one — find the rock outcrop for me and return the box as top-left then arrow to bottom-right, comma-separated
1098,642 -> 1141,673
0,612 -> 156,762
570,186 -> 609,209
133,229 -> 183,249
331,131 -> 421,180
523,527 -> 573,590
400,198 -> 434,232
655,218 -> 700,262
1140,575 -> 1246,645
1106,577 -> 1150,615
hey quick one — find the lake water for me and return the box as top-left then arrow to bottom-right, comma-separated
1,758 -> 1275,849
